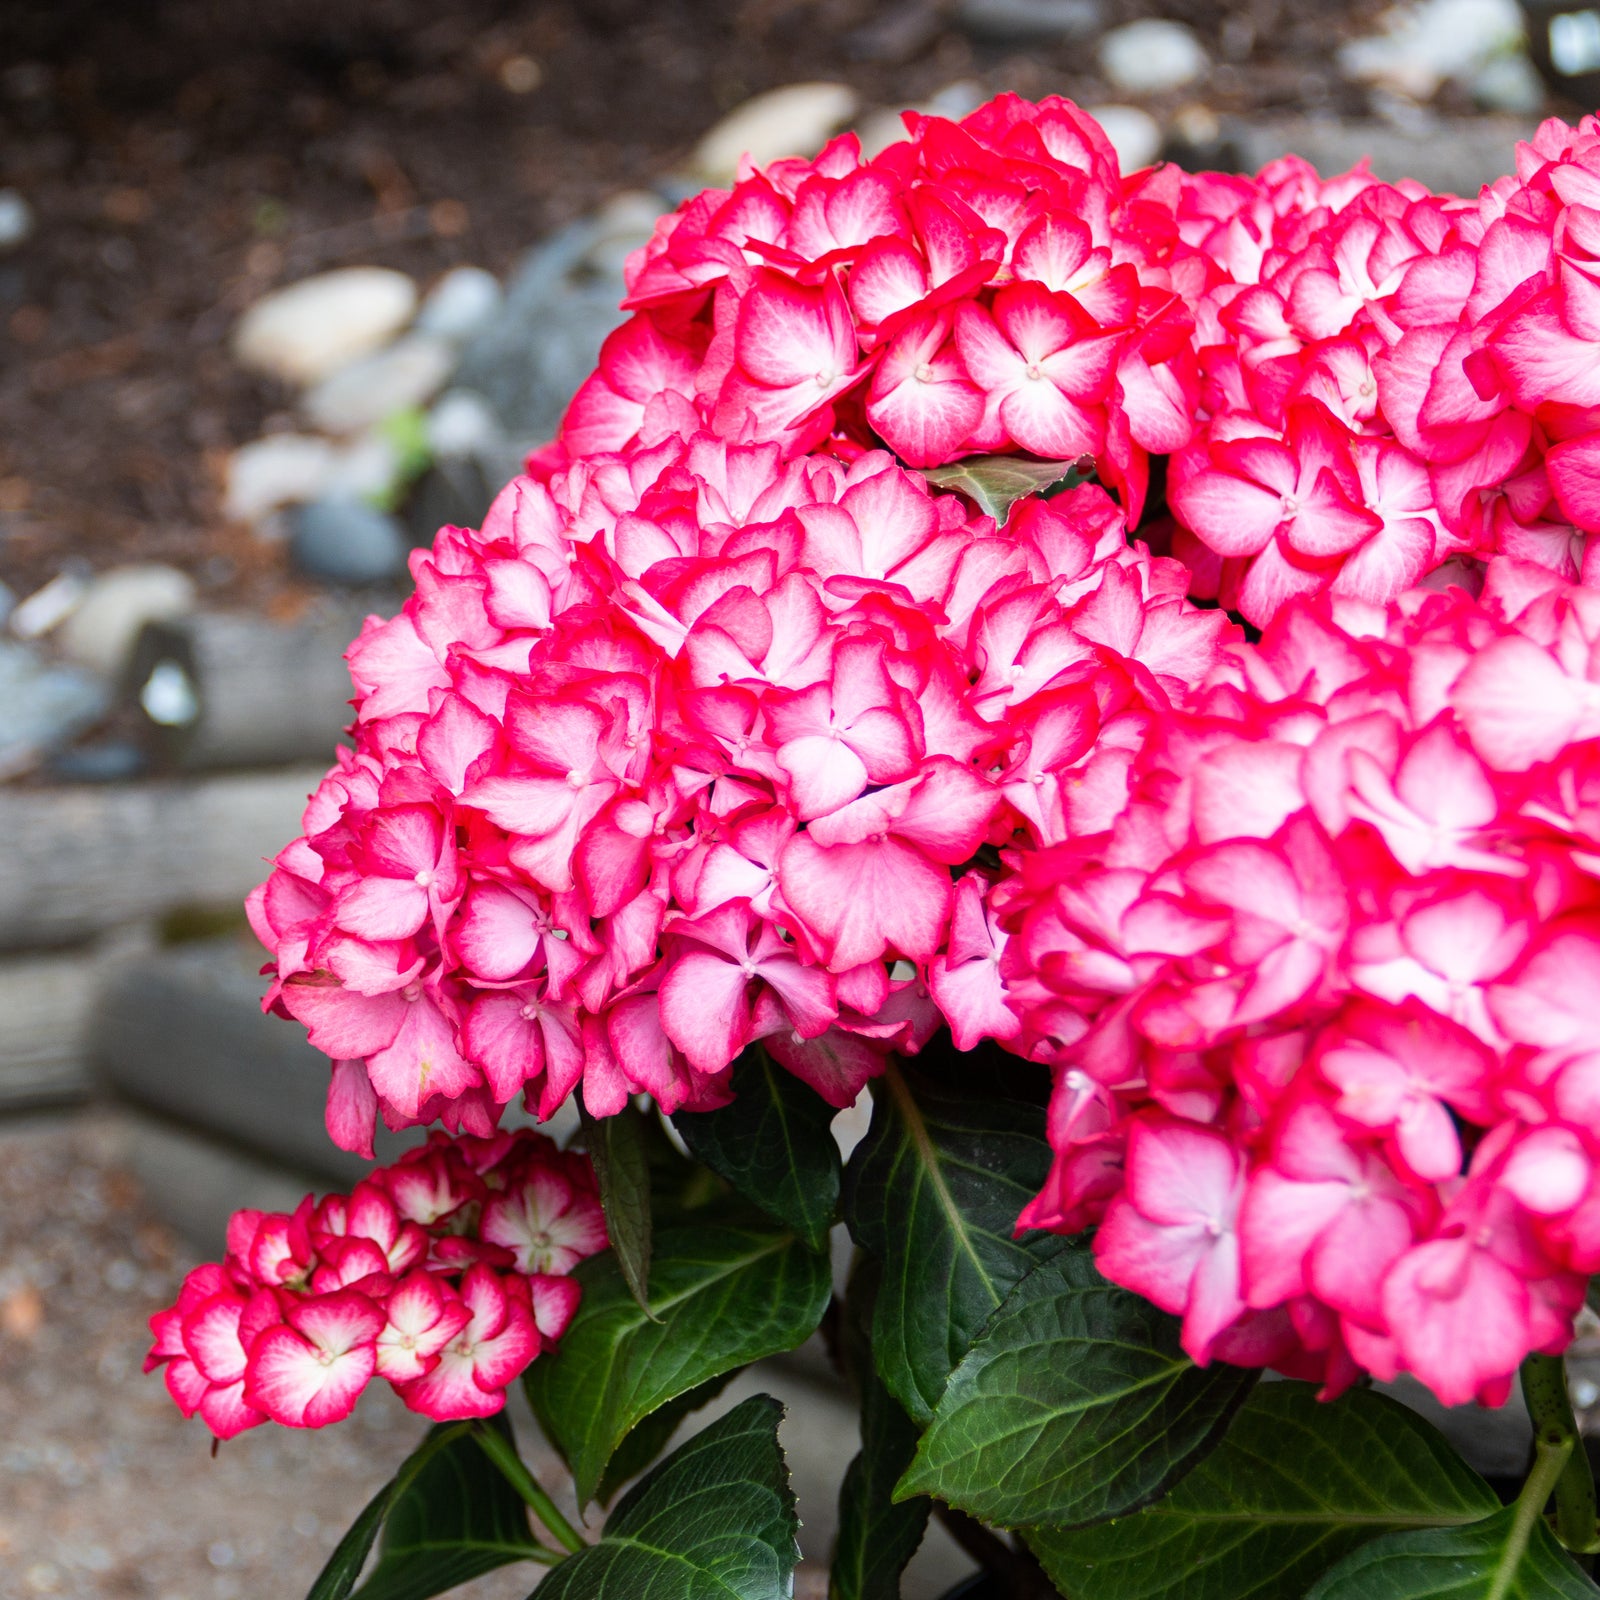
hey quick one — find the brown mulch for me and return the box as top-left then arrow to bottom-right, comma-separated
0,0 -> 1394,615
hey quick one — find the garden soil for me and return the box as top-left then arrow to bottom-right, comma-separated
0,0 -> 1396,614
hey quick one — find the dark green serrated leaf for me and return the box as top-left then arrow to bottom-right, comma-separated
534,1395 -> 800,1600
832,1259 -> 930,1600
919,456 -> 1085,523
351,1416 -> 549,1600
523,1217 -> 832,1506
305,1424 -> 473,1600
595,1372 -> 736,1504
1025,1382 -> 1500,1600
676,1044 -> 841,1252
579,1094 -> 654,1312
898,1250 -> 1256,1530
1305,1504 -> 1600,1600
842,1065 -> 1061,1424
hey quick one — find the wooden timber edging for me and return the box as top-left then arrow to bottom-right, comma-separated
0,766 -> 325,952
126,608 -> 377,772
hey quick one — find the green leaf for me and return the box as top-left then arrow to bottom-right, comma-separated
1026,1382 -> 1500,1600
534,1395 -> 800,1600
523,1216 -> 832,1506
841,1064 -> 1061,1424
596,1372 -> 736,1504
579,1094 -> 654,1312
349,1417 -> 551,1600
1304,1504 -> 1600,1600
918,455 -> 1086,523
898,1250 -> 1256,1529
831,1259 -> 930,1600
675,1044 -> 842,1253
304,1423 -> 472,1600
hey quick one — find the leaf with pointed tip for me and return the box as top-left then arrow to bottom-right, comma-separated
1026,1382 -> 1500,1600
1305,1504 -> 1600,1599
898,1250 -> 1256,1530
919,456 -> 1086,523
841,1066 -> 1062,1425
523,1216 -> 831,1506
534,1396 -> 800,1600
831,1257 -> 930,1600
349,1416 -> 551,1600
675,1045 -> 841,1252
304,1423 -> 472,1600
579,1095 -> 653,1312
595,1372 -> 736,1505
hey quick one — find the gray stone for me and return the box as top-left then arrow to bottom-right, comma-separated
55,562 -> 196,677
112,1107 -> 330,1258
692,82 -> 860,183
0,640 -> 109,779
426,388 -> 504,460
957,0 -> 1102,41
9,567 -> 89,639
403,456 -> 498,551
453,220 -> 638,459
856,106 -> 919,159
321,430 -> 410,508
127,606 -> 376,772
1381,1374 -> 1531,1479
1338,0 -> 1525,101
415,265 -> 503,343
1470,50 -> 1547,112
1229,114 -> 1537,196
301,331 -> 457,434
1088,104 -> 1164,171
233,267 -> 418,387
223,434 -> 338,523
0,189 -> 33,253
1098,18 -> 1210,96
289,498 -> 407,585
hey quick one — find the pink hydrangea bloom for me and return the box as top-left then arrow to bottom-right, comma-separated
146,1129 -> 604,1436
219,98 -> 1600,1416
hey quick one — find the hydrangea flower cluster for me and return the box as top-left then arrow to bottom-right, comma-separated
146,1130 -> 604,1438
562,94 -> 1200,521
998,563 -> 1600,1406
1168,117 -> 1600,623
235,97 -> 1600,1415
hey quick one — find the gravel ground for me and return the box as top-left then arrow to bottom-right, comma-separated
15,1101 -> 1600,1597
0,0 -> 1398,612
0,1109 -> 948,1600
0,1111 -> 584,1600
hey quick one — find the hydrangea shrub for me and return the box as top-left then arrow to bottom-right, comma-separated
154,98 -> 1600,1598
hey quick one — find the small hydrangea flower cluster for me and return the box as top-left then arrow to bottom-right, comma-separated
146,1130 -> 604,1437
229,98 -> 1600,1415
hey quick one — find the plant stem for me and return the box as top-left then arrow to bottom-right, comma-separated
934,1507 -> 1057,1600
1519,1354 -> 1599,1558
473,1424 -> 588,1556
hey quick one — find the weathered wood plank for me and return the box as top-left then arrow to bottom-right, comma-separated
128,609 -> 372,771
0,949 -> 97,1107
0,767 -> 324,950
88,937 -> 399,1186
